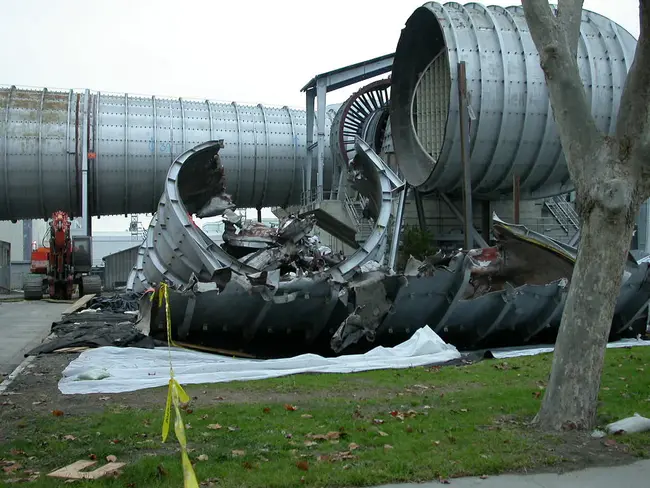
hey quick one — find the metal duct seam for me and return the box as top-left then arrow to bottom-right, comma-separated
390,2 -> 638,199
0,87 -> 336,221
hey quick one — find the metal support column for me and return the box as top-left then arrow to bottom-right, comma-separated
305,89 -> 315,199
316,80 -> 327,202
80,89 -> 90,237
257,207 -> 262,223
458,62 -> 473,250
22,220 -> 32,260
513,173 -> 520,224
388,186 -> 407,271
438,192 -> 488,249
414,188 -> 427,231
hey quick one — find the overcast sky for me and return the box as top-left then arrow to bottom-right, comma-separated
0,0 -> 640,233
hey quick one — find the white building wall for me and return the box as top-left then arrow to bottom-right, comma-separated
0,220 -> 48,261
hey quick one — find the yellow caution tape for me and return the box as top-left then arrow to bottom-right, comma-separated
155,283 -> 199,488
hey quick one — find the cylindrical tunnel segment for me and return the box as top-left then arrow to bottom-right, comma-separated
0,87 -> 334,221
390,2 -> 638,199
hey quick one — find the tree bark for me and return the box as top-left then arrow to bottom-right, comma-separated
533,180 -> 636,430
520,0 -> 650,431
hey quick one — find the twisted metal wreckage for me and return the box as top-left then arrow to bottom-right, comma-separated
127,139 -> 650,358
1,2 -> 647,356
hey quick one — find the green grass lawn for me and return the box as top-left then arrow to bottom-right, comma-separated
2,347 -> 650,487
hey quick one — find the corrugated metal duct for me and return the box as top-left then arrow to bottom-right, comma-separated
0,87 -> 334,221
390,2 -> 638,199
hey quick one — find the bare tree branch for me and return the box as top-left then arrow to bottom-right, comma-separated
521,0 -> 601,190
616,0 -> 650,174
557,0 -> 584,58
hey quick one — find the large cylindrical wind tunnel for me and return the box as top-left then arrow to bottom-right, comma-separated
0,87 -> 334,221
390,2 -> 638,199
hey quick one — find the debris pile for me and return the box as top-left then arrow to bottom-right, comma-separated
87,292 -> 143,313
26,293 -> 156,356
221,210 -> 345,276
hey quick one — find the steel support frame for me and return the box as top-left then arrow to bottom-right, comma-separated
438,192 -> 489,249
301,54 -> 394,205
458,62 -> 473,250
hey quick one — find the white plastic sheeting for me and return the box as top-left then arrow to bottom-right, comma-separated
487,338 -> 650,359
58,326 -> 461,395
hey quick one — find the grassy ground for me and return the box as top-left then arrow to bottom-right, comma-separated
1,347 -> 650,487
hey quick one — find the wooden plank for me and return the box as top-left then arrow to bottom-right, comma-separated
47,460 -> 125,480
61,294 -> 96,315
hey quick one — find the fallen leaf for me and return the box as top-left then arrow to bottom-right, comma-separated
228,426 -> 240,432
285,433 -> 293,439
99,396 -> 110,401
604,439 -> 618,447
200,414 -> 208,420
304,441 -> 317,447
533,391 -> 542,399
296,461 -> 309,471
459,408 -> 468,413
207,424 -> 222,430
301,414 -> 313,419
232,450 -> 245,457
215,396 -> 225,401
157,464 -> 168,478
433,441 -> 440,446
10,449 -> 26,456
348,443 -> 359,450
242,461 -> 253,470
110,439 -> 120,444
52,410 -> 64,417
63,435 -> 76,441
390,410 -> 405,421
384,444 -> 393,451
377,430 -> 389,437
88,454 -> 97,460
263,407 -> 271,414
372,419 -> 384,424
480,475 -> 489,479
2,462 -> 21,473
197,454 -> 209,461
106,455 -> 117,462
32,401 -> 43,405
326,431 -> 340,440
439,478 -> 451,484
284,404 -> 298,411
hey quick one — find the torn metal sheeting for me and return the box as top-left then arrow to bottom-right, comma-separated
126,140 -> 649,358
127,138 -> 405,293
142,218 -> 650,358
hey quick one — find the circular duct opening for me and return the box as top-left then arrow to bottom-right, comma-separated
330,78 -> 391,166
390,6 -> 451,188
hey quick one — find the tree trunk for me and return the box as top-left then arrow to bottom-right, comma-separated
533,191 -> 636,431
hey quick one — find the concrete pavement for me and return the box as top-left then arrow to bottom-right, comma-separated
0,300 -> 67,376
373,459 -> 650,487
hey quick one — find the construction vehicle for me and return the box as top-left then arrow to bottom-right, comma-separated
23,211 -> 102,300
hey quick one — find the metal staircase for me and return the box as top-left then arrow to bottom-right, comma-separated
345,194 -> 374,244
545,196 -> 580,236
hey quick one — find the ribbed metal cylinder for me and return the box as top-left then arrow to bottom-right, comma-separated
0,87 -> 333,221
390,2 -> 638,199
0,87 -> 78,221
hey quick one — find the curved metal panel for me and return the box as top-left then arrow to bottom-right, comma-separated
390,2 -> 638,199
0,87 -> 79,221
0,87 -> 333,221
128,138 -> 403,292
